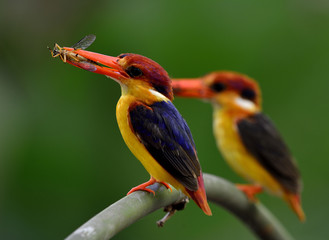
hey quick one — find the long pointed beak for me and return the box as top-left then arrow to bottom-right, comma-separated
62,47 -> 128,80
171,78 -> 213,99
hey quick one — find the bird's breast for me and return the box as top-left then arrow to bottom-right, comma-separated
116,95 -> 153,168
213,109 -> 251,177
116,95 -> 185,192
213,109 -> 283,195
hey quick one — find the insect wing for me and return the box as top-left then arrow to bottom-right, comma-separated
75,61 -> 97,72
71,34 -> 96,50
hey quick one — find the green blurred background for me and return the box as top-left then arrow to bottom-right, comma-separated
1,0 -> 328,239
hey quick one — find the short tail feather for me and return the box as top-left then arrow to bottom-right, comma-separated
286,193 -> 305,222
186,174 -> 212,216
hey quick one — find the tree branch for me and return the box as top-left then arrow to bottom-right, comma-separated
204,174 -> 293,240
65,173 -> 294,240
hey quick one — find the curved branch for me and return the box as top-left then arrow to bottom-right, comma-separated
204,174 -> 293,240
65,173 -> 293,240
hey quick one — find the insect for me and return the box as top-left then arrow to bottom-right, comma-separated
48,34 -> 96,63
48,34 -> 98,72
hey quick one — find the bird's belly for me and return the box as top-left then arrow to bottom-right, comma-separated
116,96 -> 185,192
214,111 -> 283,196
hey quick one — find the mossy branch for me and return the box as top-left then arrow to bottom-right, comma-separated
65,173 -> 293,240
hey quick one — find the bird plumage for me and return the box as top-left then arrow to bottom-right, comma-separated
172,71 -> 305,221
237,113 -> 301,194
54,49 -> 211,215
129,100 -> 200,191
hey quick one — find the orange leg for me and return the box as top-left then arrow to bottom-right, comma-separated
127,177 -> 172,196
160,181 -> 173,192
236,184 -> 263,202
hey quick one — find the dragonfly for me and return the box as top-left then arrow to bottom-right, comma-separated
48,34 -> 98,71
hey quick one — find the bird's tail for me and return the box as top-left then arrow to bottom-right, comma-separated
186,174 -> 212,216
285,193 -> 306,222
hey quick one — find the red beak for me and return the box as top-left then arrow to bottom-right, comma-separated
171,78 -> 213,99
62,47 -> 128,80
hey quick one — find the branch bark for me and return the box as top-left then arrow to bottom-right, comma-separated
65,173 -> 294,240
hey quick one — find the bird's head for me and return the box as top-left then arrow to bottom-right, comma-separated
172,71 -> 261,114
62,49 -> 173,101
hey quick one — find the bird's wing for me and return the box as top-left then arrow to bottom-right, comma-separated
129,100 -> 200,191
237,113 -> 301,194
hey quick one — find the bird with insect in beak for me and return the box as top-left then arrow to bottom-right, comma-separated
49,43 -> 212,216
172,71 -> 305,221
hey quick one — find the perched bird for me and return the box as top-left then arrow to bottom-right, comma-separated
171,71 -> 305,221
52,46 -> 212,215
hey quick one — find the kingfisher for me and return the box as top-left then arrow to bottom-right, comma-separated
50,46 -> 212,215
171,71 -> 305,221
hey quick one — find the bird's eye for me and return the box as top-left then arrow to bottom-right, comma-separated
210,82 -> 226,92
118,54 -> 127,59
126,66 -> 143,78
241,88 -> 256,101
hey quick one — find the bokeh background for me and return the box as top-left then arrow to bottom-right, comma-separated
1,0 -> 328,239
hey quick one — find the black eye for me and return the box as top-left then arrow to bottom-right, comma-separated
118,54 -> 127,59
210,82 -> 226,92
126,66 -> 143,78
241,88 -> 256,101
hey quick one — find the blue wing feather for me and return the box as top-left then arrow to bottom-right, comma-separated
129,101 -> 200,191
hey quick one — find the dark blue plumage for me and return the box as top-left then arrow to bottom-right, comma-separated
129,100 -> 200,191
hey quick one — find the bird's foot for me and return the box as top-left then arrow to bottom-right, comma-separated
159,181 -> 173,192
236,184 -> 263,202
127,178 -> 172,196
157,197 -> 189,227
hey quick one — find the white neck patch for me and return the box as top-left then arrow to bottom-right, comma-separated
235,97 -> 256,111
149,89 -> 168,101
